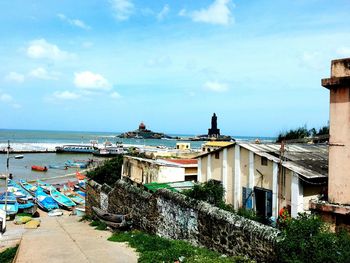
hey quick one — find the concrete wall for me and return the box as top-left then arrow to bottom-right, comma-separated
123,156 -> 187,184
86,179 -> 279,262
329,86 -> 350,204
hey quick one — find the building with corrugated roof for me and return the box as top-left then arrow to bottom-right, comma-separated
196,142 -> 328,219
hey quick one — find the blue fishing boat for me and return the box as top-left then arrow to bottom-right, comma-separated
36,180 -> 53,194
0,192 -> 19,217
19,180 -> 37,196
34,187 -> 59,211
8,179 -> 33,201
8,180 -> 37,214
61,185 -> 85,205
65,160 -> 88,168
49,164 -> 68,170
75,190 -> 86,198
50,187 -> 76,210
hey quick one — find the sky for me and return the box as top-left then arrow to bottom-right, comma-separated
0,0 -> 349,137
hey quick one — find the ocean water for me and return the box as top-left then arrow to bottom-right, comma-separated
0,129 -> 274,147
0,129 -> 274,189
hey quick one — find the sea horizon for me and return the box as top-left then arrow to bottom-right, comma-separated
0,128 -> 276,142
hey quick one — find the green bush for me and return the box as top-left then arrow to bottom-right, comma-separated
86,155 -> 123,186
276,213 -> 350,263
182,179 -> 226,208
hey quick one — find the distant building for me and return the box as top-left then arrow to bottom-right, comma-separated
122,156 -> 198,185
202,141 -> 234,153
197,142 -> 328,219
176,142 -> 191,151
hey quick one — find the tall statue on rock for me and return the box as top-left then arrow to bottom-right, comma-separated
208,113 -> 220,138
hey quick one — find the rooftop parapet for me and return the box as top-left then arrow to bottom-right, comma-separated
322,58 -> 350,88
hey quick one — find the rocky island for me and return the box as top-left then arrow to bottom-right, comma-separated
118,122 -> 172,139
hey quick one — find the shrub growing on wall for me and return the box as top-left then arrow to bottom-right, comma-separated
182,179 -> 226,208
87,155 -> 123,186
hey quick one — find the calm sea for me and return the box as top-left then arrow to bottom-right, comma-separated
0,129 -> 274,189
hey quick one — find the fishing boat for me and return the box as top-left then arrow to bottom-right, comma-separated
55,144 -> 98,154
8,180 -> 37,215
0,192 -> 19,217
50,187 -> 76,210
34,187 -> 59,211
36,180 -> 53,194
19,180 -> 37,196
65,160 -> 87,169
8,179 -> 33,201
76,171 -> 86,181
61,185 -> 85,205
48,164 -> 68,170
31,165 -> 48,172
93,146 -> 125,157
75,190 -> 86,198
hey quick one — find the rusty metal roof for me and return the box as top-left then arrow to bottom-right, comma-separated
239,143 -> 328,179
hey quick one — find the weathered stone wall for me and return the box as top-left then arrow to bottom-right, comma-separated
86,180 -> 102,216
86,179 -> 279,262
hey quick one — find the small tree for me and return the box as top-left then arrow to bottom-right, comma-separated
86,155 -> 123,186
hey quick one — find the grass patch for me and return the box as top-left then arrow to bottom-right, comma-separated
89,219 -> 107,230
108,230 -> 253,263
79,215 -> 92,222
0,245 -> 18,263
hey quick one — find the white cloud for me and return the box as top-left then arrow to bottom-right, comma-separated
0,93 -> 13,102
146,56 -> 172,68
82,41 -> 94,48
204,81 -> 229,92
299,51 -> 324,70
53,91 -> 80,100
57,14 -> 91,30
110,91 -> 121,99
110,0 -> 134,21
0,91 -> 21,109
157,5 -> 170,21
29,67 -> 59,80
12,103 -> 22,109
74,71 -> 111,91
27,39 -> 75,61
5,72 -> 25,83
336,47 -> 350,57
181,0 -> 234,26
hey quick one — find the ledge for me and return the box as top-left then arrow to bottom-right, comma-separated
322,76 -> 350,89
310,200 -> 350,215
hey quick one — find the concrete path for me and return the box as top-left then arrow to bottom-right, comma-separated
14,215 -> 138,263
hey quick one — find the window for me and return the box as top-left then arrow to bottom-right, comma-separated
261,157 -> 268,166
215,152 -> 220,159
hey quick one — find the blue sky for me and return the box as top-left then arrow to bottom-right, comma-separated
0,0 -> 349,137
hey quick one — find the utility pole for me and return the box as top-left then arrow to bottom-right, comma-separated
4,140 -> 10,222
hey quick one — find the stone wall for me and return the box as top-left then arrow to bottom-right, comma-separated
86,179 -> 279,262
